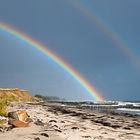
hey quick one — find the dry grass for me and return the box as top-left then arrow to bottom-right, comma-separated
0,89 -> 32,116
0,99 -> 7,116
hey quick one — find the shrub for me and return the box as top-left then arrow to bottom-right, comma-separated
34,94 -> 60,101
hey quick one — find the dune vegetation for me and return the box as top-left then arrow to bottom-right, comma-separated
0,88 -> 32,116
34,94 -> 61,101
0,100 -> 7,116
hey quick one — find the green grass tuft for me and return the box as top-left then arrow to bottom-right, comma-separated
0,99 -> 7,116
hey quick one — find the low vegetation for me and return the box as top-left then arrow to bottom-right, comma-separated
0,88 -> 32,116
0,99 -> 7,116
34,94 -> 61,101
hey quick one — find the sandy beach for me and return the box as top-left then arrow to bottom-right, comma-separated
0,102 -> 140,140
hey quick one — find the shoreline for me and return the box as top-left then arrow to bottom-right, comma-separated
0,101 -> 140,140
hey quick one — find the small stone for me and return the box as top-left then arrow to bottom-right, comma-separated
0,125 -> 13,132
34,119 -> 44,126
71,126 -> 79,130
0,119 -> 8,125
55,129 -> 62,133
82,136 -> 91,138
123,127 -> 131,130
4,125 -> 13,131
34,137 -> 40,140
40,133 -> 49,137
49,120 -> 57,123
53,125 -> 58,128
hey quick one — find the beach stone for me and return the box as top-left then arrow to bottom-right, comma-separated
82,136 -> 91,138
8,110 -> 30,123
54,129 -> 62,133
40,133 -> 49,137
10,120 -> 29,128
49,119 -> 57,123
8,112 -> 18,120
0,116 -> 9,125
53,124 -> 58,128
123,127 -> 131,130
0,119 -> 8,126
34,119 -> 44,126
34,137 -> 40,140
0,117 -> 12,132
0,125 -> 13,132
60,121 -> 65,123
110,124 -> 121,129
71,126 -> 79,130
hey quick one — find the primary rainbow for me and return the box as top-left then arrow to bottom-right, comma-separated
0,22 -> 104,101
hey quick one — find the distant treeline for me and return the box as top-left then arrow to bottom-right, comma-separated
34,94 -> 63,101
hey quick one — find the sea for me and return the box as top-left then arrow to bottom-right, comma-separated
114,101 -> 140,116
53,100 -> 140,116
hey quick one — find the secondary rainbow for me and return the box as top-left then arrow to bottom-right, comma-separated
0,22 -> 104,101
68,0 -> 140,70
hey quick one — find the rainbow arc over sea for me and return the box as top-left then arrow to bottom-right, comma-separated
0,22 -> 104,101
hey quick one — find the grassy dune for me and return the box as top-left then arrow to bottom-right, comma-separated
0,88 -> 32,116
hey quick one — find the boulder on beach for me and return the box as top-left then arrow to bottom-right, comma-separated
10,120 -> 29,128
8,110 -> 32,128
8,110 -> 30,123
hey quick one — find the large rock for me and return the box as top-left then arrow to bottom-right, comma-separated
8,110 -> 30,123
10,120 -> 29,128
8,110 -> 32,128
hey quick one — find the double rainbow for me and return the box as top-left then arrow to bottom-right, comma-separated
0,22 -> 104,101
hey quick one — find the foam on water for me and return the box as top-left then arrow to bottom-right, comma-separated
116,108 -> 140,116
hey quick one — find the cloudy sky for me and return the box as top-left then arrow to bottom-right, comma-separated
0,0 -> 140,101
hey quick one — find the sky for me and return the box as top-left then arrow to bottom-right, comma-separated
0,0 -> 140,101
